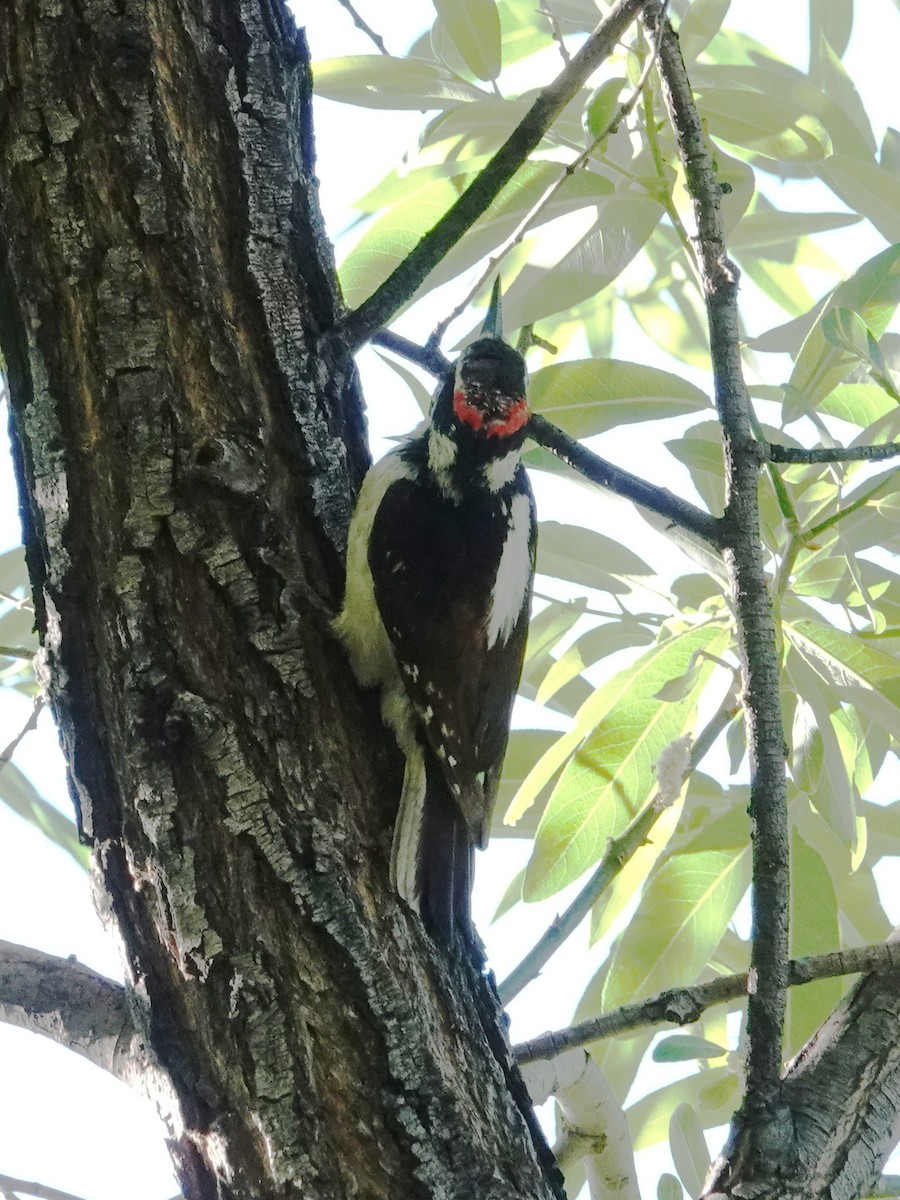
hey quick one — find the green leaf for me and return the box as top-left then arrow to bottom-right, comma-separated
0,762 -> 88,870
503,197 -> 664,327
729,209 -> 860,253
537,521 -> 654,590
432,0 -> 502,81
698,89 -> 832,162
658,1173 -> 684,1200
529,359 -> 711,439
627,1067 -> 739,1152
786,828 -> 842,1055
523,626 -> 730,899
812,35 -> 876,154
312,55 -> 484,108
590,786 -> 686,944
583,78 -> 628,142
490,729 -> 560,837
786,617 -> 900,704
785,648 -> 858,846
678,0 -> 731,62
819,383 -> 897,427
536,620 -> 655,706
600,847 -> 749,1012
340,161 -> 615,308
790,244 -> 900,407
816,156 -> 900,243
653,1035 -> 728,1063
670,1102 -> 712,1199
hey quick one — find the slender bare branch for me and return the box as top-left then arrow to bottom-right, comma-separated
0,939 -> 153,1090
766,441 -> 900,464
0,1175 -> 98,1200
515,942 -> 900,1065
339,0 -> 649,351
646,3 -> 790,1139
0,695 -> 43,770
528,414 -> 723,545
332,0 -> 388,54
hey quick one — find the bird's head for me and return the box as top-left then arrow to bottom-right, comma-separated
449,281 -> 529,440
452,338 -> 529,439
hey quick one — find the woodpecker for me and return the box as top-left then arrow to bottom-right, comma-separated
335,293 -> 536,943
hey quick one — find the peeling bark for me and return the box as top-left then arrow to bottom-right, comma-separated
0,3 -> 560,1198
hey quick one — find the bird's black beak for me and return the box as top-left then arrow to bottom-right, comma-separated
480,277 -> 503,340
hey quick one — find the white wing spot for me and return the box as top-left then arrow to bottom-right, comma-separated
447,754 -> 458,767
486,491 -> 532,648
484,450 -> 520,492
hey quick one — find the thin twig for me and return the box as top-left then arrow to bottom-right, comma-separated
528,413 -> 722,546
767,442 -> 900,465
514,942 -> 900,1064
539,0 -> 571,65
339,0 -> 649,351
332,0 -> 389,55
499,701 -> 738,1005
371,330 -> 450,377
0,1175 -> 97,1200
647,2 -> 791,1127
0,695 -> 44,768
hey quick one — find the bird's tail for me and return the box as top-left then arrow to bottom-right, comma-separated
391,743 -> 474,945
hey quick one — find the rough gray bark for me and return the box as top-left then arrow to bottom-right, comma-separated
0,3 -> 559,1198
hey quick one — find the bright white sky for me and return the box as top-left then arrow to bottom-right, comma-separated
0,3 -> 896,1199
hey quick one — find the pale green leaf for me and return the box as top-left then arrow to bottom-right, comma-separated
813,34 -> 876,154
537,521 -> 654,588
698,89 -> 832,162
787,828 -> 842,1054
729,209 -> 860,252
584,78 -> 628,142
490,729 -> 560,838
670,1102 -> 712,1199
312,55 -> 484,108
658,1174 -> 684,1200
653,1035 -> 727,1063
340,161 -> 615,308
523,627 -> 730,899
589,788 -> 685,944
790,244 -> 900,407
432,0 -> 502,81
536,621 -> 655,706
816,156 -> 900,243
600,847 -> 750,1011
819,383 -> 897,427
502,197 -> 664,327
529,359 -> 711,439
678,0 -> 731,62
627,1068 -> 739,1152
0,763 -> 88,870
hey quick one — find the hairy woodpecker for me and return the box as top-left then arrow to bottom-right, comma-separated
335,305 -> 536,943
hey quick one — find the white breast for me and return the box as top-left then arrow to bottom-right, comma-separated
486,490 -> 533,649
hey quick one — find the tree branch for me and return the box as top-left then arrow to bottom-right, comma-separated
364,338 -> 723,545
766,442 -> 900,464
528,413 -> 723,545
339,0 -> 649,351
0,939 -> 152,1090
514,942 -> 900,1065
646,3 -> 791,1153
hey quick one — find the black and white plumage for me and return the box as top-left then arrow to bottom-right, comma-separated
335,333 -> 536,943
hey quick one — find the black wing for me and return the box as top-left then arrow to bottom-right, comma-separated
369,472 -> 536,847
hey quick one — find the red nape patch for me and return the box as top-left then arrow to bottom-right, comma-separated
453,391 -> 529,438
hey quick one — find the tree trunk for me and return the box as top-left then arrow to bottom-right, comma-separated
0,3 -> 560,1197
